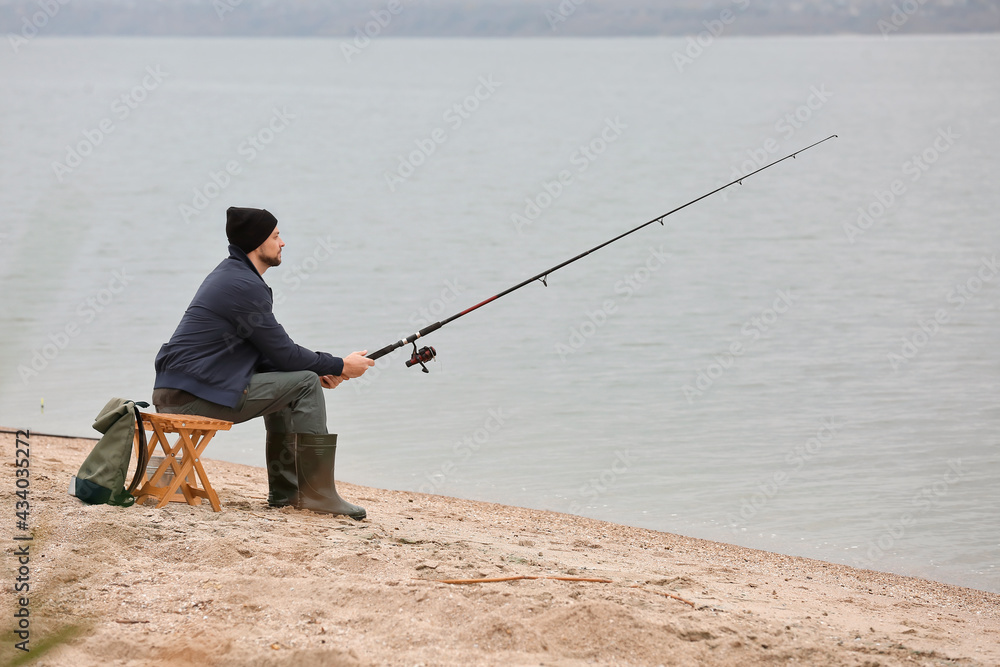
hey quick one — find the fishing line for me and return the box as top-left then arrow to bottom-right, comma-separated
368,135 -> 838,371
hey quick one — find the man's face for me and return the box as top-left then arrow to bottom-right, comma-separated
256,228 -> 284,267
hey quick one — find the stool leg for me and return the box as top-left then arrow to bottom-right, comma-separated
188,430 -> 221,511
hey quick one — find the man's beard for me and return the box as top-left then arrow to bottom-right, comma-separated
261,249 -> 281,267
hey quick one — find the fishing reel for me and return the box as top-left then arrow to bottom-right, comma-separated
405,342 -> 437,373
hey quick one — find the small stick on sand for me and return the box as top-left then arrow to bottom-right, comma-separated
631,585 -> 696,608
431,575 -> 613,585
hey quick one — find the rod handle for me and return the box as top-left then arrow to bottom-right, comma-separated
366,321 -> 443,361
366,344 -> 397,361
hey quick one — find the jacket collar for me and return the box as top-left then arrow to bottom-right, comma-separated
227,244 -> 264,280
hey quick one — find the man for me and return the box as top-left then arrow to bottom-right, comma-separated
152,206 -> 374,519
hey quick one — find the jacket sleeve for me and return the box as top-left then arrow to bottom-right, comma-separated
227,280 -> 345,377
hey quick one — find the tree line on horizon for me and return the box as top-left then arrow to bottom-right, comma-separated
2,0 -> 998,37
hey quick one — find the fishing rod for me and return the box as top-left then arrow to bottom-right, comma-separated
367,134 -> 838,372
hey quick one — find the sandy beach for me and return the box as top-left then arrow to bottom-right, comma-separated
2,430 -> 998,666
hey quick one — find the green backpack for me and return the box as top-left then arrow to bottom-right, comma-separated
69,398 -> 150,507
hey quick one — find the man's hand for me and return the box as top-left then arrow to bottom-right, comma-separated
320,375 -> 345,389
341,350 -> 375,379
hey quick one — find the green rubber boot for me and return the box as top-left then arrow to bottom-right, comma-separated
265,432 -> 298,507
294,434 -> 366,521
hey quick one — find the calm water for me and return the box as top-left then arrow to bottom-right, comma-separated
1,36 -> 998,593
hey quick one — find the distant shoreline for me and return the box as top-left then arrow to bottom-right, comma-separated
2,0 -> 999,40
0,427 -> 97,441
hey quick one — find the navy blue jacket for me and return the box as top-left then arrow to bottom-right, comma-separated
154,245 -> 344,408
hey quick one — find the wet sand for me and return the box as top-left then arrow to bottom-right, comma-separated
2,431 -> 998,666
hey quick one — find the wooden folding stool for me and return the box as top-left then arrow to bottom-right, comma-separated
132,412 -> 233,512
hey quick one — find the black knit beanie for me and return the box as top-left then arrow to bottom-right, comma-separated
226,207 -> 277,254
